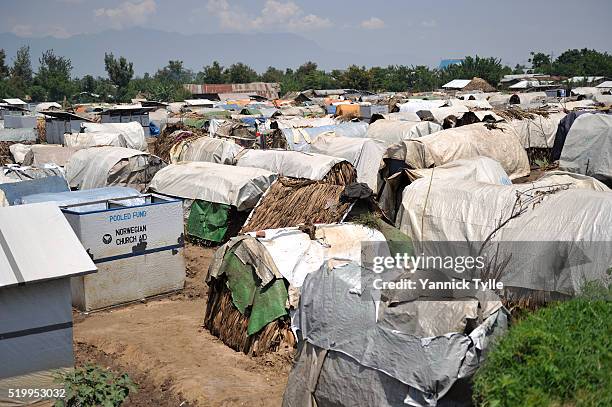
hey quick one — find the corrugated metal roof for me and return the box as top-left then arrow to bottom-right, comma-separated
442,79 -> 471,89
2,98 -> 27,105
0,202 -> 97,288
596,81 -> 612,88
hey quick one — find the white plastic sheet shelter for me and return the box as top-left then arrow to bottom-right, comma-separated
310,134 -> 386,191
236,149 -> 347,181
366,120 -> 442,146
170,136 -> 243,165
22,145 -> 79,167
65,147 -> 164,191
559,114 -> 612,185
81,122 -> 147,151
406,157 -> 512,186
499,112 -> 566,149
0,203 -> 96,405
8,144 -> 31,164
386,123 -> 531,180
422,106 -> 469,123
149,161 -> 277,211
63,132 -> 129,149
442,79 -> 472,89
381,112 -> 421,122
397,99 -> 447,113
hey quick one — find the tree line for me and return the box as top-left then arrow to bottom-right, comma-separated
1,46 -> 611,104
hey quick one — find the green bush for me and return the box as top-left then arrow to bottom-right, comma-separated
473,296 -> 612,407
55,365 -> 136,407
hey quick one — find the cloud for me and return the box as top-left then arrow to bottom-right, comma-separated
94,0 -> 157,29
10,25 -> 34,37
206,0 -> 332,32
360,17 -> 385,29
421,19 -> 437,28
10,24 -> 71,38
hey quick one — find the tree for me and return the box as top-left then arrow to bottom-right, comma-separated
225,62 -> 258,83
196,61 -> 225,84
552,48 -> 612,77
155,60 -> 192,83
104,53 -> 134,101
442,55 -> 510,86
339,65 -> 371,90
10,46 -> 32,97
529,52 -> 552,74
0,49 -> 9,80
260,66 -> 284,83
33,49 -> 74,101
81,75 -> 96,93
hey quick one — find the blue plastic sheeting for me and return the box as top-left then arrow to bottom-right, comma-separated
0,128 -> 38,142
280,122 -> 369,152
149,122 -> 160,136
1,176 -> 69,205
19,186 -> 144,212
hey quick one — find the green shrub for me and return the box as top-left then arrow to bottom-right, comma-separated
473,297 -> 612,407
55,365 -> 136,407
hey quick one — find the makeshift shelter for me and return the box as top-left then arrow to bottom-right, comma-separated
236,150 -> 355,184
283,262 -> 508,407
22,145 -> 79,167
65,147 -> 165,192
81,122 -> 147,151
204,223 -> 401,355
271,122 -> 369,151
334,104 -> 360,119
366,119 -> 442,146
379,156 -> 512,222
149,162 -> 277,243
63,132 -> 130,149
397,99 -> 447,113
384,123 -> 531,180
559,114 -> 612,186
310,134 -> 386,192
169,135 -> 243,165
0,203 -> 96,405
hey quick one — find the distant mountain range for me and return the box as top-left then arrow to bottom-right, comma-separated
0,28 -> 371,77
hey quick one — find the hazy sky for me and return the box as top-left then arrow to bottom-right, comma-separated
2,0 -> 612,67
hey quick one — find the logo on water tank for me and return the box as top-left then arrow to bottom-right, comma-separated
102,234 -> 112,244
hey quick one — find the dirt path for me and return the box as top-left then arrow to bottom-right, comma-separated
73,244 -> 290,407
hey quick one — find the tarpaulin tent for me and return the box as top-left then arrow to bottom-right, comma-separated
63,132 -> 129,149
236,149 -> 355,183
385,123 -> 530,180
274,122 -> 369,152
81,122 -> 147,151
366,119 -> 442,146
310,134 -> 386,192
65,147 -> 165,191
169,135 -> 243,165
397,99 -> 447,113
22,145 -> 79,167
499,112 -> 566,149
283,262 -> 508,407
0,203 -> 96,405
149,162 -> 277,243
205,223 -> 402,355
559,114 -> 612,186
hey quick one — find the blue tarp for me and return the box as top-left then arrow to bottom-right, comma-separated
1,176 -> 69,205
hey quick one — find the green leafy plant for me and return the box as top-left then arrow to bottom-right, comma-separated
55,365 -> 136,407
473,290 -> 612,407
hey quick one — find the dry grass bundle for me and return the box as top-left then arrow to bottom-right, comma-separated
493,106 -> 551,121
204,278 -> 295,356
241,177 -> 352,233
322,161 -> 357,186
463,77 -> 496,92
153,123 -> 205,162
36,117 -> 46,142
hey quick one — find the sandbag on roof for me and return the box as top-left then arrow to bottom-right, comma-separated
366,119 -> 442,146
559,114 -> 612,186
284,262 -> 508,407
65,147 -> 164,191
171,135 -> 243,165
310,134 -> 386,192
148,161 -> 276,211
387,123 -> 530,179
22,145 -> 79,167
81,122 -> 147,151
498,112 -> 566,149
63,132 -> 128,149
236,149 -> 353,182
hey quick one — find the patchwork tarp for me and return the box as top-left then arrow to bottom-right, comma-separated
81,122 -> 147,151
283,262 -> 508,407
187,200 -> 231,242
65,147 -> 164,191
22,145 -> 79,167
171,136 -> 243,165
310,134 -> 386,191
279,122 -> 369,152
63,132 -> 128,149
386,123 -> 530,179
236,150 -> 346,181
149,161 -> 276,211
559,114 -> 612,185
366,120 -> 442,146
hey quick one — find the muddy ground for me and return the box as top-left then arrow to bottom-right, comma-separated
72,244 -> 291,407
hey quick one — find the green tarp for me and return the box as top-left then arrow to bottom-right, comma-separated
187,200 -> 230,242
222,251 -> 288,335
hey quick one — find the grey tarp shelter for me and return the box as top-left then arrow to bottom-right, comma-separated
0,203 -> 96,405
